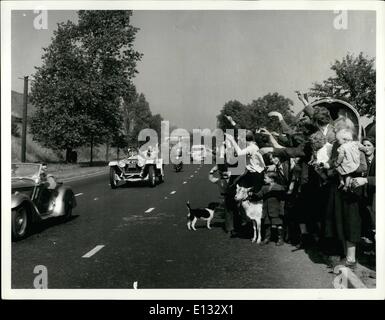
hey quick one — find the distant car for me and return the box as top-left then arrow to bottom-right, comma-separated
108,147 -> 164,188
11,163 -> 77,241
190,145 -> 207,163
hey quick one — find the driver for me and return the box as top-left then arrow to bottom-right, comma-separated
40,164 -> 57,189
138,143 -> 159,178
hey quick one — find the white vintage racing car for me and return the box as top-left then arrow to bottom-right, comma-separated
108,148 -> 164,188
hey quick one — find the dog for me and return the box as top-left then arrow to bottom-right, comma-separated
234,185 -> 263,243
186,201 -> 220,231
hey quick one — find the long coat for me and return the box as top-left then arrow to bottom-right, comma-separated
324,141 -> 366,247
364,155 -> 376,228
250,184 -> 285,223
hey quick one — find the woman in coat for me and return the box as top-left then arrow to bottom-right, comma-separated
351,136 -> 376,238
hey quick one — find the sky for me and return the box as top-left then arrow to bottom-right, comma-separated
11,10 -> 376,130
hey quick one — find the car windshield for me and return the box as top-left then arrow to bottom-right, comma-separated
192,146 -> 204,151
126,149 -> 138,157
11,163 -> 41,180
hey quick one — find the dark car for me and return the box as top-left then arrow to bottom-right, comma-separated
11,163 -> 77,241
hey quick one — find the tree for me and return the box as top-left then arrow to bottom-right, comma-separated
11,116 -> 20,137
123,93 -> 153,146
121,93 -> 164,147
217,100 -> 247,130
310,52 -> 376,117
248,93 -> 295,132
149,113 -> 164,139
30,11 -> 142,163
217,93 -> 294,132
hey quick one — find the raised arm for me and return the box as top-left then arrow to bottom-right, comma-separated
224,115 -> 241,129
258,128 -> 285,149
267,111 -> 295,135
296,91 -> 315,119
225,133 -> 248,156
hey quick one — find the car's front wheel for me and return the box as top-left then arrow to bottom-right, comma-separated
12,205 -> 29,241
109,167 -> 118,189
148,166 -> 156,187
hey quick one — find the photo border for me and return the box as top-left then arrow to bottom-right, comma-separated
2,0 -> 384,300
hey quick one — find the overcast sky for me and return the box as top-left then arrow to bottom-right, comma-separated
11,10 -> 376,130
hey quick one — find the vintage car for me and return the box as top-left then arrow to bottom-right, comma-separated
11,163 -> 77,241
108,147 -> 164,188
190,144 -> 207,163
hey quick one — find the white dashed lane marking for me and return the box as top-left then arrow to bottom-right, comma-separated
170,191 -> 176,195
145,207 -> 155,213
82,245 -> 105,258
75,193 -> 83,197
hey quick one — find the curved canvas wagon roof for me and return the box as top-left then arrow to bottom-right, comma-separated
298,98 -> 365,140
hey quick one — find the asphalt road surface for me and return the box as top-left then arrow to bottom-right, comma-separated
12,164 -> 334,288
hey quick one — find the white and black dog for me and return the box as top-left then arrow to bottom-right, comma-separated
186,201 -> 220,231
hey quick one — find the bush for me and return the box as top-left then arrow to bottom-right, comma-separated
11,120 -> 20,137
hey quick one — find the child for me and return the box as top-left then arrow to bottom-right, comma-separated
265,153 -> 290,188
334,129 -> 366,191
209,164 -> 234,234
248,171 -> 286,246
308,131 -> 333,184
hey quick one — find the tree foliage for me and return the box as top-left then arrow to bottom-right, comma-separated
217,92 -> 295,132
309,52 -> 376,117
122,92 -> 163,146
30,11 -> 142,162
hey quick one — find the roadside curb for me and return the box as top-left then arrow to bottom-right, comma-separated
58,168 -> 108,183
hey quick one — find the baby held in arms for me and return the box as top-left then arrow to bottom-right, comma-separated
334,129 -> 366,191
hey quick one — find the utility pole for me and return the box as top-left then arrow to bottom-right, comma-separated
21,76 -> 29,163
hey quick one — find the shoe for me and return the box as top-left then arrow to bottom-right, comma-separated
230,230 -> 238,238
295,234 -> 309,250
261,226 -> 271,245
344,260 -> 357,270
276,228 -> 284,246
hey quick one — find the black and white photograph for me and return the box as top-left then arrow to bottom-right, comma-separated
1,1 -> 384,300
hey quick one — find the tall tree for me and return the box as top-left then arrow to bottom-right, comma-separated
217,93 -> 294,132
310,52 -> 376,117
123,93 -> 153,146
30,11 -> 142,163
149,113 -> 164,139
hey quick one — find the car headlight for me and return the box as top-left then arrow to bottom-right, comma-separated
118,160 -> 126,168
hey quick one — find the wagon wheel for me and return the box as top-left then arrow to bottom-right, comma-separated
296,98 -> 364,140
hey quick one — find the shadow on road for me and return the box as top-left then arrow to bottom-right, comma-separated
31,215 -> 80,237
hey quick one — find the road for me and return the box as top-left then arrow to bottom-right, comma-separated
12,164 -> 334,288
